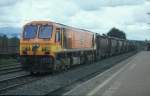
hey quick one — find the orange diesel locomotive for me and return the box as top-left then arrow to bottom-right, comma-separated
20,21 -> 96,73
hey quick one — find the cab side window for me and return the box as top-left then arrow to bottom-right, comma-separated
55,28 -> 61,42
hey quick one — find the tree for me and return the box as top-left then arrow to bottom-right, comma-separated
107,27 -> 126,40
8,36 -> 19,47
1,35 -> 8,51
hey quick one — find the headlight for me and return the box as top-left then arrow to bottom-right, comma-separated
42,47 -> 50,52
33,44 -> 40,48
45,47 -> 50,51
22,47 -> 28,51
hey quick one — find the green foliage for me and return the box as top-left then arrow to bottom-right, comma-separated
8,36 -> 19,46
107,27 -> 126,40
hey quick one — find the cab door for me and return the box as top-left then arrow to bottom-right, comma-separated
55,28 -> 61,43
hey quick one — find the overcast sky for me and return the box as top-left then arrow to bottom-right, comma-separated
0,0 -> 150,40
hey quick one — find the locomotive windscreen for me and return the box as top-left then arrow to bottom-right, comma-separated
23,25 -> 38,39
39,25 -> 53,39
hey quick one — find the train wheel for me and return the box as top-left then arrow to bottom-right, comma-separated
64,65 -> 68,71
60,64 -> 66,71
66,58 -> 71,69
30,71 -> 34,75
30,71 -> 38,75
84,55 -> 88,64
80,55 -> 84,65
64,57 -> 70,70
92,54 -> 94,64
53,63 -> 59,72
66,63 -> 70,69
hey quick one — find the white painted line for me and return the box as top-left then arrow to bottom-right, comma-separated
87,62 -> 131,96
102,81 -> 121,96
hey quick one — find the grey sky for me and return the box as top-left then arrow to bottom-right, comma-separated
0,0 -> 150,40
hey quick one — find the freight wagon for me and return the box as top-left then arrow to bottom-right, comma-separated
0,36 -> 19,55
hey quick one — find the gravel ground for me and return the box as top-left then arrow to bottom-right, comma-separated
2,52 -> 137,95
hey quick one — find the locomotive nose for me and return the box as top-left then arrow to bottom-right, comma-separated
32,44 -> 40,54
32,44 -> 40,51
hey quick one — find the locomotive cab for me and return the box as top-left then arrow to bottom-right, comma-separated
20,21 -> 63,73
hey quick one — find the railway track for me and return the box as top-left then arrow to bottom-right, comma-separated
0,64 -> 22,75
0,72 -> 29,93
0,72 -> 35,94
0,63 -> 36,93
0,63 -> 20,68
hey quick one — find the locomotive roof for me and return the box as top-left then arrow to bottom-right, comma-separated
26,21 -> 95,34
25,21 -> 54,25
55,23 -> 95,33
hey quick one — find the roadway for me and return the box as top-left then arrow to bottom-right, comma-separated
64,51 -> 150,96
